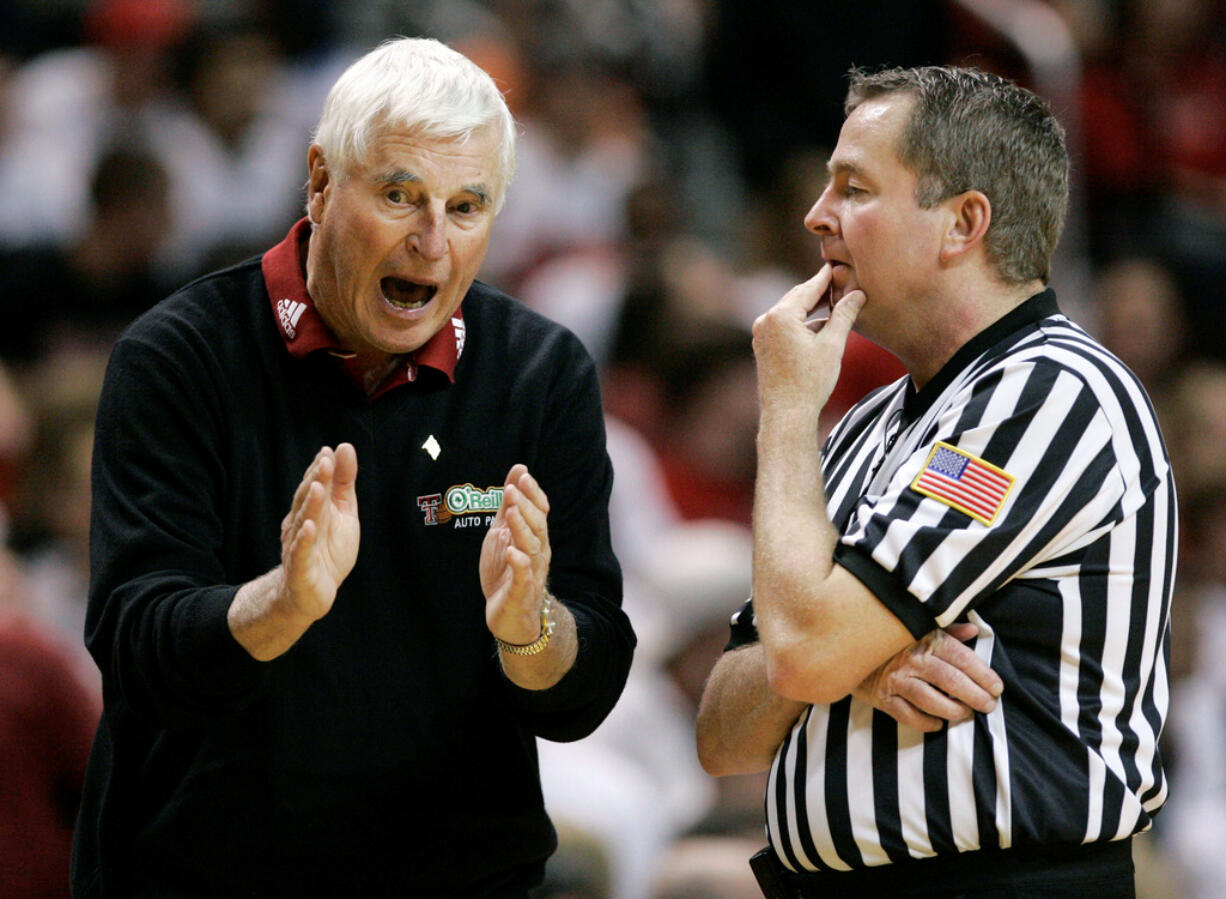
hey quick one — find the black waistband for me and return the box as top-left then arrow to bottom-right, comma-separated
751,839 -> 1134,898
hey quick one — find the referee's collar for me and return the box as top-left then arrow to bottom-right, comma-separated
904,288 -> 1059,421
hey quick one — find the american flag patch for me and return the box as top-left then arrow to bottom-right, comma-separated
911,442 -> 1015,525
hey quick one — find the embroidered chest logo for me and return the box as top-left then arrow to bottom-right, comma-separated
911,442 -> 1015,525
416,494 -> 443,525
277,297 -> 307,339
416,483 -> 504,528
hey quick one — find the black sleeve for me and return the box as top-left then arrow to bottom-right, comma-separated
723,596 -> 759,651
498,335 -> 635,742
86,330 -> 266,727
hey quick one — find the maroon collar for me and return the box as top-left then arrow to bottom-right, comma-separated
261,218 -> 464,396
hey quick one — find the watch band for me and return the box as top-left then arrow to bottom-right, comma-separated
495,594 -> 556,656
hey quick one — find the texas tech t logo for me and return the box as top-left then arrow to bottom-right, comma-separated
416,494 -> 443,525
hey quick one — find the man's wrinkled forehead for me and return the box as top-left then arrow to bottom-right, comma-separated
345,121 -> 505,198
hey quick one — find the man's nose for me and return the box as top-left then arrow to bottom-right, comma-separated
409,206 -> 447,261
804,187 -> 837,236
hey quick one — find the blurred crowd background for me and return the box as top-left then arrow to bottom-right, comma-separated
0,0 -> 1224,897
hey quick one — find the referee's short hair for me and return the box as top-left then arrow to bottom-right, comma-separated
845,65 -> 1069,286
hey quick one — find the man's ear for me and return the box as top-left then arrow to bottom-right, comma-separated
939,190 -> 991,265
307,145 -> 329,225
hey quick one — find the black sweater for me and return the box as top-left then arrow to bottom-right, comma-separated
73,256 -> 634,898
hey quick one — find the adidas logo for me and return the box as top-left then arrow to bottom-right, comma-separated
277,298 -> 307,339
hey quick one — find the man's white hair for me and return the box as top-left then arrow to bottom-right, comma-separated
313,37 -> 517,212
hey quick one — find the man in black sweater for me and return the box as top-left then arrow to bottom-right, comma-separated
73,37 -> 636,898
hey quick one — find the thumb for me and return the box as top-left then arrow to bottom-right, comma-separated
332,442 -> 358,490
821,289 -> 866,343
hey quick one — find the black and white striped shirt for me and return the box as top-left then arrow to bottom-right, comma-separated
728,290 -> 1176,871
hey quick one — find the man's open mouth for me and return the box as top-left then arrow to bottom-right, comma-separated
380,277 -> 437,310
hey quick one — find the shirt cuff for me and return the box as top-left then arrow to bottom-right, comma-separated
175,585 -> 267,696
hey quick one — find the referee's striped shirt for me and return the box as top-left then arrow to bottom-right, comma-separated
727,289 -> 1176,872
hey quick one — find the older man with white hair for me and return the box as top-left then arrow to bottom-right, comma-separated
74,37 -> 635,898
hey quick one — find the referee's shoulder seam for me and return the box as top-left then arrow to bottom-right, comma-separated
995,334 -> 1132,388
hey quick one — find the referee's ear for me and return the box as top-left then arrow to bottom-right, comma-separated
938,189 -> 991,266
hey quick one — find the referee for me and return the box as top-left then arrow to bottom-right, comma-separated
697,66 -> 1175,898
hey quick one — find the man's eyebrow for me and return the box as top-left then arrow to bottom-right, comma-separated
374,170 -> 423,185
463,184 -> 490,205
827,159 -> 866,179
372,170 -> 489,203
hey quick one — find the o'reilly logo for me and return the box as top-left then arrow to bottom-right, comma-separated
444,484 -> 504,515
417,483 -> 505,527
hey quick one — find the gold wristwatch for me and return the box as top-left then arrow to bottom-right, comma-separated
495,594 -> 556,656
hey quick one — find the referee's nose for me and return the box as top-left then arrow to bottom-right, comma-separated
805,187 -> 837,237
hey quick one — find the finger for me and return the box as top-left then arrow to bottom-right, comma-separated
506,543 -> 532,575
301,480 -> 329,532
488,546 -> 541,639
492,464 -> 528,527
297,455 -> 334,533
314,449 -> 335,492
285,516 -> 319,576
817,289 -> 866,344
285,479 -> 317,541
906,642 -> 1000,712
919,663 -> 1000,714
895,679 -> 979,722
491,521 -> 511,554
505,482 -> 549,538
511,468 -> 550,516
502,544 -> 534,600
506,502 -> 543,556
295,449 -> 334,518
877,695 -> 947,733
481,521 -> 512,570
288,448 -> 327,517
931,632 -> 1004,699
774,264 -> 834,320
